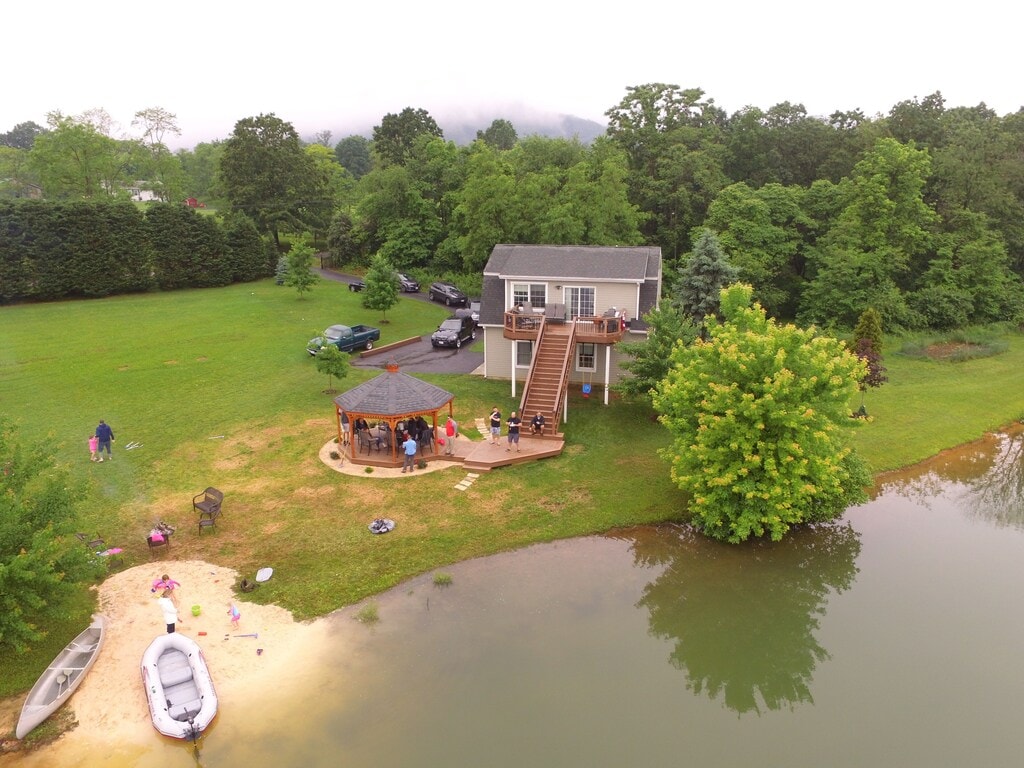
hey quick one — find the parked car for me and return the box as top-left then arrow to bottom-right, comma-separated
431,315 -> 476,349
307,324 -> 380,354
428,281 -> 468,307
348,279 -> 365,292
454,300 -> 480,328
396,273 -> 420,292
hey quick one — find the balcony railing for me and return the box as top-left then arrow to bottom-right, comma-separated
502,311 -> 626,343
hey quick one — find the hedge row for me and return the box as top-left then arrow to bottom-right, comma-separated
0,201 -> 275,303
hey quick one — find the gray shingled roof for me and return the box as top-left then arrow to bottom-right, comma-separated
334,369 -> 453,416
479,244 -> 662,326
484,244 -> 661,281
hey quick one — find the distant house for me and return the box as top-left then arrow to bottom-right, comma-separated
126,183 -> 160,202
479,244 -> 662,427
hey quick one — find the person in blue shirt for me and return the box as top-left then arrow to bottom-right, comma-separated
402,433 -> 418,473
95,419 -> 115,461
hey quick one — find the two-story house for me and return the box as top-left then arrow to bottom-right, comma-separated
479,244 -> 662,431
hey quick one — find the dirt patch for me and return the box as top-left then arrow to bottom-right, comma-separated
925,342 -> 983,360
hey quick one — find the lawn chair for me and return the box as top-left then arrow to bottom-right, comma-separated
147,533 -> 170,555
198,507 -> 220,534
193,487 -> 223,518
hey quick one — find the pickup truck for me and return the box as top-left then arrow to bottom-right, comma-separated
307,324 -> 380,355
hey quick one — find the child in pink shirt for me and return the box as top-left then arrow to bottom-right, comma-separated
88,435 -> 99,461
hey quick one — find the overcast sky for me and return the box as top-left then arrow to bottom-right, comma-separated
6,1 -> 1020,150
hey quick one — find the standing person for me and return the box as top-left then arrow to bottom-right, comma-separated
341,411 -> 350,446
506,411 -> 522,452
95,419 -> 114,461
444,416 -> 458,456
489,407 -> 502,445
402,431 -> 418,473
88,435 -> 99,462
158,589 -> 179,634
228,603 -> 241,629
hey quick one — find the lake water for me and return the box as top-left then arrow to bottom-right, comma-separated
17,427 -> 1024,766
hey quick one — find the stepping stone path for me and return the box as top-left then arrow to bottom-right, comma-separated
454,473 -> 480,492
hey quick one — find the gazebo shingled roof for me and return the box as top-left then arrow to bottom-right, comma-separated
332,364 -> 455,466
333,369 -> 453,417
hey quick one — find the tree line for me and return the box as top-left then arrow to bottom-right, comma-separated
0,201 -> 272,302
3,86 -> 1024,329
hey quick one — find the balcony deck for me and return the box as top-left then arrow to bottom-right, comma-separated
502,312 -> 625,344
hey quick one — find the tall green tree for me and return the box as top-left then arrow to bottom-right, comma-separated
372,107 -> 442,167
334,135 -> 372,179
705,182 -> 810,318
0,120 -> 46,150
800,138 -> 938,328
0,420 -> 101,653
673,229 -> 739,333
476,119 -> 518,150
28,113 -> 133,199
653,283 -> 871,543
219,114 -> 325,247
361,252 -> 399,319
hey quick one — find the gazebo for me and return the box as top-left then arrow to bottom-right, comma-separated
333,362 -> 456,467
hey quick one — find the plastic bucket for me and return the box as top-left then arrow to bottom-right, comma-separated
191,605 -> 201,617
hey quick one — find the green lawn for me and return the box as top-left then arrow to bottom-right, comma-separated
2,278 -> 1023,699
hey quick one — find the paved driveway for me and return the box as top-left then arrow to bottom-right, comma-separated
316,268 -> 483,375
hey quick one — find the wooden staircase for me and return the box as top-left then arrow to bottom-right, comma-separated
519,320 -> 574,437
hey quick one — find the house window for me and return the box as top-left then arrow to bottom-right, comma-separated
512,283 -> 546,308
516,341 -> 533,367
566,286 -> 595,319
576,343 -> 595,371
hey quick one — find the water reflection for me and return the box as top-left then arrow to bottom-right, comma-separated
877,424 -> 1024,528
615,522 -> 860,714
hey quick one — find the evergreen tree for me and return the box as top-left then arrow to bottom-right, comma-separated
673,229 -> 739,334
852,307 -> 887,415
615,305 -> 697,403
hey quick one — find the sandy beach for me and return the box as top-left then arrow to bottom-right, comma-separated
1,560 -> 332,762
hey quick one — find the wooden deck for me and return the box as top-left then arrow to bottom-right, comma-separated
344,434 -> 564,472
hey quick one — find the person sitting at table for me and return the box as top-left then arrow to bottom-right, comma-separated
353,417 -> 369,432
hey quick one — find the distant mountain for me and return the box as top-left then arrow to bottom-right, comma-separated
441,113 -> 607,145
315,110 -> 607,147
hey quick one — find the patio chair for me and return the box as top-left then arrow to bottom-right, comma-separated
198,507 -> 220,534
193,487 -> 223,518
357,430 -> 382,454
544,303 -> 566,323
147,533 -> 170,554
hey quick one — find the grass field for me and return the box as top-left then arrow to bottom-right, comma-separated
2,278 -> 1023,698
